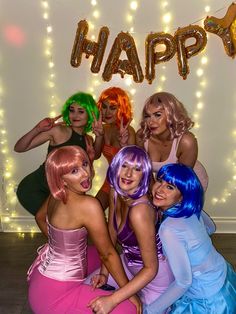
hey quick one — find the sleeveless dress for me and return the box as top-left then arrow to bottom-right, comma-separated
144,136 -> 209,191
144,214 -> 236,314
88,200 -> 174,311
16,130 -> 87,215
27,218 -> 136,314
100,144 -> 120,194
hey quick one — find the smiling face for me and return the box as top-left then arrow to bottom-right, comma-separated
101,100 -> 118,124
68,103 -> 88,129
118,160 -> 143,195
62,158 -> 92,194
144,103 -> 169,137
152,177 -> 182,211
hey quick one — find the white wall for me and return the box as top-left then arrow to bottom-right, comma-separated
0,0 -> 236,232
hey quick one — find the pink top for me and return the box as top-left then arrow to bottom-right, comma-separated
28,219 -> 88,282
144,138 -> 178,172
144,136 -> 209,191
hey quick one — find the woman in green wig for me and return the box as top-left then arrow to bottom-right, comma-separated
14,92 -> 100,216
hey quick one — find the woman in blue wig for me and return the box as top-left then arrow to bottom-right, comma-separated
144,163 -> 236,314
14,92 -> 100,216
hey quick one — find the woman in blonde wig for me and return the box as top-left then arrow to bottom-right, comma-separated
136,92 -> 208,191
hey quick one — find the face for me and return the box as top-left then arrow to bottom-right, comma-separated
144,103 -> 168,136
101,100 -> 118,124
62,157 -> 92,194
152,177 -> 182,211
69,104 -> 88,128
118,160 -> 143,195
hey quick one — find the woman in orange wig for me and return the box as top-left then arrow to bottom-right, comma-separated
92,87 -> 136,210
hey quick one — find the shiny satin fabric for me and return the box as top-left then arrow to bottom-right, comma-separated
36,220 -> 88,282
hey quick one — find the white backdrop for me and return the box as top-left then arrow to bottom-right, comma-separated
1,0 -> 236,233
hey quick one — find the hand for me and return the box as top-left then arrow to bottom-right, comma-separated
129,295 -> 142,314
92,112 -> 104,137
91,273 -> 108,289
35,115 -> 63,132
88,295 -> 116,314
119,118 -> 132,147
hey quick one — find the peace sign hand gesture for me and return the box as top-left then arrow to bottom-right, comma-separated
119,117 -> 132,147
92,112 -> 104,137
35,115 -> 63,133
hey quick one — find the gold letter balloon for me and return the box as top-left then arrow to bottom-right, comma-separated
70,20 -> 109,73
145,32 -> 176,84
102,32 -> 144,83
204,3 -> 236,58
174,25 -> 207,80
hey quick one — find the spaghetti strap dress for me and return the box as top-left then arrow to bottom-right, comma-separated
86,200 -> 174,312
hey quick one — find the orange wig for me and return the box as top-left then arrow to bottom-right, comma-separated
97,87 -> 133,127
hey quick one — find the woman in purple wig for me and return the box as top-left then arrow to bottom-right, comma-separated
88,145 -> 174,313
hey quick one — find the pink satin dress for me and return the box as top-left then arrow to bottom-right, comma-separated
27,218 -> 136,314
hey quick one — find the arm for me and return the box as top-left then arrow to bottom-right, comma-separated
117,202 -> 158,291
35,196 -> 50,237
14,116 -> 61,152
200,210 -> 216,235
127,126 -> 136,145
82,197 -> 141,312
177,132 -> 198,167
93,135 -> 104,160
146,222 -> 192,314
91,112 -> 104,159
135,129 -> 144,148
91,189 -> 118,288
91,199 -> 158,311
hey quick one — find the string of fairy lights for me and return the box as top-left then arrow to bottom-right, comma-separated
0,52 -> 18,231
86,0 -> 104,196
1,1 -> 236,232
155,1 -> 172,93
41,0 -> 61,117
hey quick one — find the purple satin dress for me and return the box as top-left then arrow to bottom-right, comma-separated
112,200 -> 174,306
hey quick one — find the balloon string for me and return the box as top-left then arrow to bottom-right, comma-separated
91,1 -> 234,34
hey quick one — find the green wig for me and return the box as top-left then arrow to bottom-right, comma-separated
61,92 -> 99,133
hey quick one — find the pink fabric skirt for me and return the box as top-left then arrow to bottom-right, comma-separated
28,246 -> 136,314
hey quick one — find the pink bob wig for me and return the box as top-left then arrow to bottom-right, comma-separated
140,92 -> 194,139
97,87 -> 133,127
45,146 -> 93,204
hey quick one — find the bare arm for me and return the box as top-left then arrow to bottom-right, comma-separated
89,200 -> 157,313
14,115 -> 62,152
177,132 -> 198,167
83,196 -> 141,313
135,128 -> 144,148
91,112 -> 104,159
117,202 -> 158,294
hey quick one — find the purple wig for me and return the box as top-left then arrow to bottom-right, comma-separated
107,145 -> 152,199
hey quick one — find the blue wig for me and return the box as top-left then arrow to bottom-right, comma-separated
107,145 -> 152,199
156,163 -> 204,219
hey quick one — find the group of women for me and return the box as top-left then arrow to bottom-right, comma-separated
14,87 -> 236,313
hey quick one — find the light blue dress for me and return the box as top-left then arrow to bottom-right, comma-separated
144,211 -> 236,314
